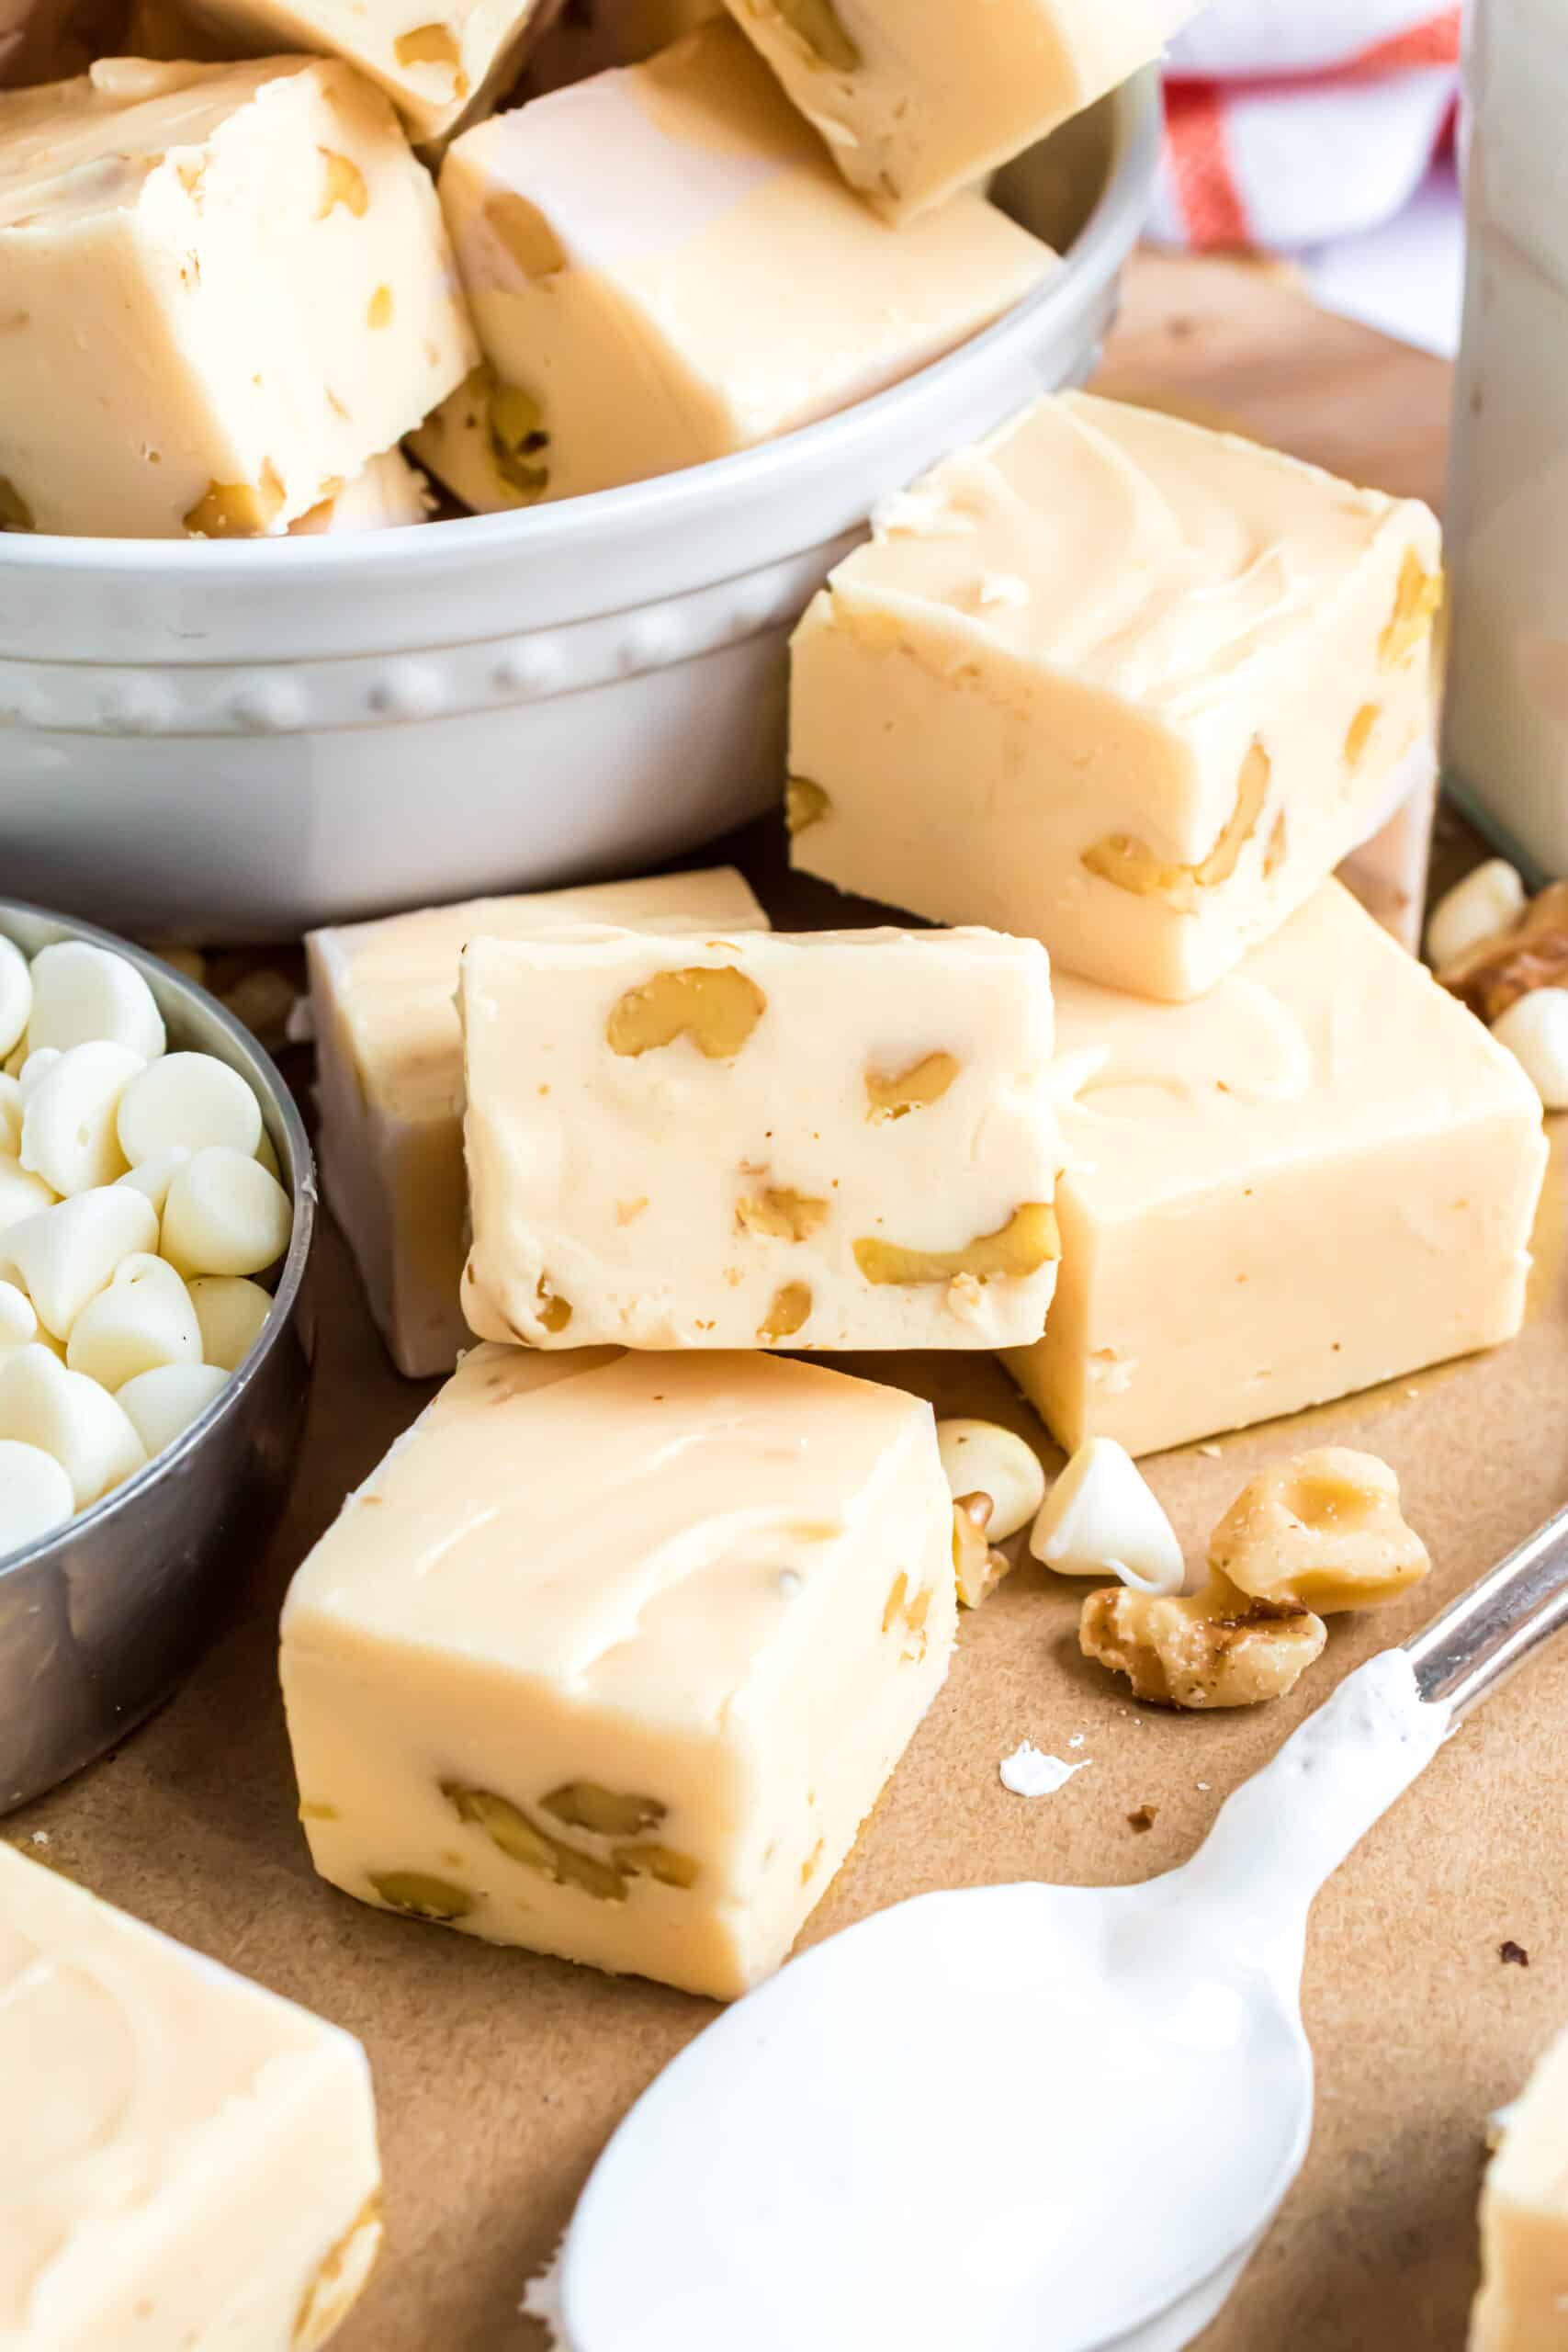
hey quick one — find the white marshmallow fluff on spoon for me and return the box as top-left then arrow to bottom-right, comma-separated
559,1510 -> 1568,2352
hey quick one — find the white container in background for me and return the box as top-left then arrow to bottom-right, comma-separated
1444,0 -> 1568,878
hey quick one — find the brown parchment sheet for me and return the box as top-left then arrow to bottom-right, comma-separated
10,254 -> 1568,2352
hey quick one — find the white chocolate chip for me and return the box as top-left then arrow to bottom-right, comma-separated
117,1052 -> 263,1166
255,1126 -> 282,1183
66,1252 -> 201,1390
1427,858 -> 1527,972
935,1417 -> 1046,1541
0,1437 -> 74,1552
0,1279 -> 36,1361
0,1157 -> 55,1236
27,941 -> 166,1060
115,1147 -> 191,1216
1030,1436 -> 1186,1597
160,1148 -> 292,1279
0,938 -> 30,1060
1491,988 -> 1568,1111
0,1342 -> 146,1507
0,1185 -> 159,1340
17,1048 -> 60,1102
117,1361 -> 230,1457
19,1040 -> 143,1195
186,1274 -> 272,1372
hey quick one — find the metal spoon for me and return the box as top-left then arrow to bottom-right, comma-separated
558,1507 -> 1568,2352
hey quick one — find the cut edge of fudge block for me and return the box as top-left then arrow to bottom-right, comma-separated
787,390 -> 1444,1001
1004,881 -> 1549,1458
306,867 -> 769,1378
279,1346 -> 957,2000
0,1842 -> 382,2350
456,922 -> 1061,1353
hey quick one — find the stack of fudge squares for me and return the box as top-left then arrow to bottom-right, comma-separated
284,390 -> 1548,2009
0,0 -> 1198,536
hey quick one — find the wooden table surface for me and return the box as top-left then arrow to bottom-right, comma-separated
12,253 -> 1566,2352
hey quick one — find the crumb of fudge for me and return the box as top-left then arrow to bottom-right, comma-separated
1126,1805 -> 1157,1834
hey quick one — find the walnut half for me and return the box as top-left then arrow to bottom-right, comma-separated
1080,1574 -> 1326,1709
1438,878 -> 1568,1024
1208,1446 -> 1430,1615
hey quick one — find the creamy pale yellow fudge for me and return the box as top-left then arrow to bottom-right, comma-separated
0,1842 -> 382,2350
280,1344 -> 956,2000
790,391 -> 1444,1001
288,447 -> 434,533
459,923 -> 1061,1351
175,0 -> 549,141
308,867 -> 767,1377
1007,883 -> 1546,1459
720,0 -> 1194,221
0,58 -> 475,539
410,20 -> 1055,513
1472,2023 -> 1568,2352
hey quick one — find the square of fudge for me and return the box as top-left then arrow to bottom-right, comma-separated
308,866 -> 769,1378
409,19 -> 1055,511
175,0 -> 550,141
0,57 -> 475,538
789,390 -> 1444,1001
457,923 -> 1061,1351
0,1843 -> 381,2349
1005,882 -> 1548,1459
720,0 -> 1195,222
1472,2023 -> 1568,2352
280,1345 -> 957,2002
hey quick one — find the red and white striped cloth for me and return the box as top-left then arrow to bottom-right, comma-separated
1152,0 -> 1463,253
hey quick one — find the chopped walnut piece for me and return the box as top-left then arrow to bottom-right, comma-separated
951,1493 -> 1011,1609
1080,1573 -> 1325,1709
1208,1446 -> 1430,1615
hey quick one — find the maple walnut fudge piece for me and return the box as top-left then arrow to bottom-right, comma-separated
721,0 -> 1197,223
410,20 -> 1055,512
1472,2022 -> 1568,2352
0,58 -> 474,539
175,0 -> 549,141
308,868 -> 767,1377
458,924 -> 1061,1351
1007,884 -> 1548,1458
0,1844 -> 382,2352
789,390 -> 1443,1001
280,1346 -> 957,2002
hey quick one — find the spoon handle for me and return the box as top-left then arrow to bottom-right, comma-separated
1404,1503 -> 1568,1719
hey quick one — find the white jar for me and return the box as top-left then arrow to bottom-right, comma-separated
1444,0 -> 1568,877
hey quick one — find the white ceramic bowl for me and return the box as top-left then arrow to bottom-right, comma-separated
0,76 -> 1156,940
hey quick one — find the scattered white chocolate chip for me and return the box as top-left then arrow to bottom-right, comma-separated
1031,1437 -> 1186,1597
0,1280 -> 36,1363
1427,857 -> 1527,973
935,1417 -> 1046,1541
160,1148 -> 292,1279
20,1040 -> 143,1195
1491,987 -> 1568,1111
0,937 -> 31,1059
17,1048 -> 60,1102
0,1436 -> 74,1549
0,1184 -> 159,1340
998,1742 -> 1087,1798
186,1275 -> 273,1373
0,1342 -> 146,1507
66,1252 -> 202,1391
117,1051 -> 263,1165
117,1361 -> 231,1456
27,940 -> 165,1060
0,1158 -> 55,1235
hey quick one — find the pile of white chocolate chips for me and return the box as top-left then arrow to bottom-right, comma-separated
0,933 -> 291,1548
